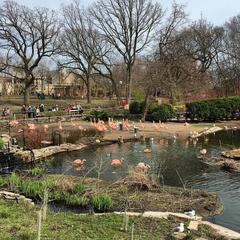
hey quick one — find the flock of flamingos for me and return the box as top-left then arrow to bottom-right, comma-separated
8,118 -> 207,173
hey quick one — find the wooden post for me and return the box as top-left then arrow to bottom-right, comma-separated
124,211 -> 129,232
42,189 -> 48,221
131,223 -> 134,240
118,136 -> 124,144
37,211 -> 42,240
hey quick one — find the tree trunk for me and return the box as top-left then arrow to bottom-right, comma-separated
24,83 -> 30,106
111,80 -> 121,106
141,88 -> 151,121
86,78 -> 91,104
126,64 -> 133,104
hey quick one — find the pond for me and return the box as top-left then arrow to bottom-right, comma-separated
46,129 -> 240,232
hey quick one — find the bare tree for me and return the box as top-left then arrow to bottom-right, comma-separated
90,0 -> 163,104
59,0 -> 104,103
0,1 -> 60,105
214,15 -> 240,96
181,18 -> 224,74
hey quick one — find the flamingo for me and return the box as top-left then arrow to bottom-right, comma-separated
110,158 -> 123,166
9,120 -> 19,126
108,118 -> 117,130
123,119 -> 131,130
28,123 -> 36,130
152,121 -> 160,131
143,148 -> 152,153
200,149 -> 207,155
73,159 -> 86,167
44,124 -> 49,129
59,122 -> 63,131
139,120 -> 145,130
136,162 -> 150,170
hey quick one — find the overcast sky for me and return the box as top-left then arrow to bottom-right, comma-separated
1,0 -> 240,25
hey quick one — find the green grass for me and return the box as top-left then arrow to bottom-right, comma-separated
0,199 -> 227,240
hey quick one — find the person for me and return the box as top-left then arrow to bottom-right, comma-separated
77,103 -> 83,114
36,107 -> 40,118
21,105 -> 26,114
39,104 -> 44,112
27,106 -> 32,118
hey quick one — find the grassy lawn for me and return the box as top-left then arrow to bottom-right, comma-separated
0,199 -> 226,240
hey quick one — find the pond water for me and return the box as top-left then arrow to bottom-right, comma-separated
46,129 -> 240,232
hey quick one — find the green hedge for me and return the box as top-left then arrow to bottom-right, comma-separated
149,104 -> 175,122
129,101 -> 175,122
186,97 -> 240,121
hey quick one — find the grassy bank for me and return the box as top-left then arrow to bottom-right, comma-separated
0,172 -> 223,217
0,199 -> 227,240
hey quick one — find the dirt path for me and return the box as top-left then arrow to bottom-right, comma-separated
102,121 -> 240,141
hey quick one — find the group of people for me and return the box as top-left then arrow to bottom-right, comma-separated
2,107 -> 11,116
65,103 -> 83,114
21,104 -> 45,118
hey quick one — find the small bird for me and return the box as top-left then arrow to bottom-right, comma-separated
173,223 -> 184,233
184,210 -> 196,217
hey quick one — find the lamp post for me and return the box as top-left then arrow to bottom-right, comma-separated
119,81 -> 123,98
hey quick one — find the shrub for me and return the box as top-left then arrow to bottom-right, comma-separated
186,96 -> 240,121
91,194 -> 112,212
87,109 -> 109,121
129,101 -> 144,114
151,104 -> 175,122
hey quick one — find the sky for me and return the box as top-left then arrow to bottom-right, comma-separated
1,0 -> 240,25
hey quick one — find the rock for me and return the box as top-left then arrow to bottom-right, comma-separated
188,221 -> 199,231
222,149 -> 240,160
12,143 -> 86,163
0,191 -> 34,206
221,160 -> 240,172
190,126 -> 222,138
172,233 -> 187,239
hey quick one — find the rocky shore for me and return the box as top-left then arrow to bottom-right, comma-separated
11,143 -> 86,163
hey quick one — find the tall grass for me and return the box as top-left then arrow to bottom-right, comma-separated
91,194 -> 112,212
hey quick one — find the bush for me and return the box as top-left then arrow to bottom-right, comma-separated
129,101 -> 145,114
86,109 -> 109,121
91,194 -> 112,212
151,104 -> 175,122
186,96 -> 240,121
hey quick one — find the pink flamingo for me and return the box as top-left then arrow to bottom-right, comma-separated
9,120 -> 19,126
110,158 -> 123,166
73,159 -> 86,167
28,123 -> 36,130
143,148 -> 152,153
59,122 -> 63,131
152,121 -> 160,131
200,149 -> 207,155
136,162 -> 150,172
